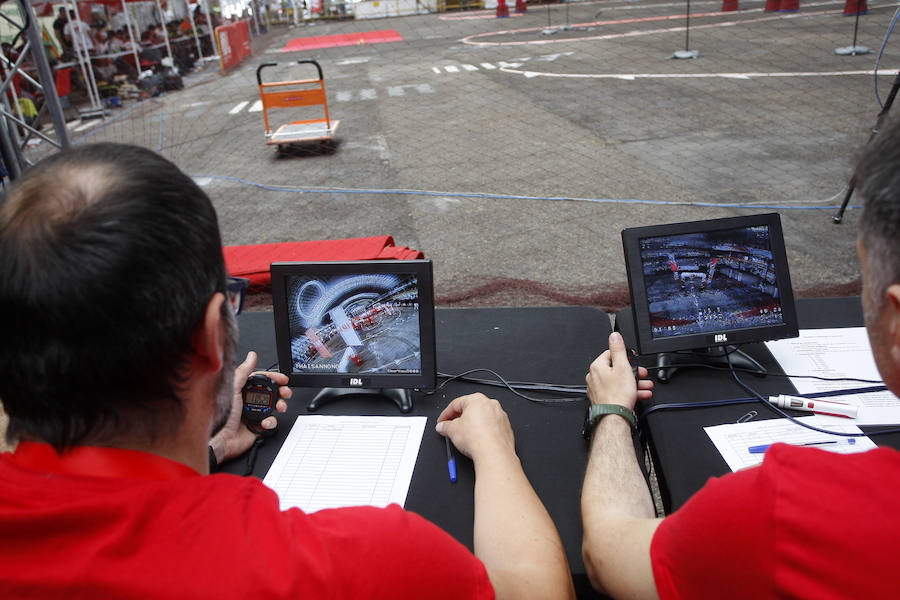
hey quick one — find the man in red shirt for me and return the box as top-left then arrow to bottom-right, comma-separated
0,143 -> 574,599
579,120 -> 900,598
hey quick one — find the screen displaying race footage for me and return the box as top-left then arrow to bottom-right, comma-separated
639,224 -> 785,339
284,273 -> 422,375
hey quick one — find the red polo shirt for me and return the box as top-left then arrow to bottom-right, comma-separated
651,444 -> 900,599
0,442 -> 494,599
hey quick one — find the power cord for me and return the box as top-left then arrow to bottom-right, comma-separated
433,362 -> 885,409
724,352 -> 900,438
428,369 -> 585,404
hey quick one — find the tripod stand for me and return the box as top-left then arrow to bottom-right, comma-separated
832,67 -> 900,223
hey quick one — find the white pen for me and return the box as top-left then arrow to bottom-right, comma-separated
768,394 -> 859,419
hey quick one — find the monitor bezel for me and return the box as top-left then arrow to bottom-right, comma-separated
621,213 -> 799,355
271,260 -> 437,391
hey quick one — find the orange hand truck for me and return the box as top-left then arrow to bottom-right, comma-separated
256,59 -> 340,149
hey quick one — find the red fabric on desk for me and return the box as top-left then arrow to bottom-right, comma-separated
223,236 -> 424,286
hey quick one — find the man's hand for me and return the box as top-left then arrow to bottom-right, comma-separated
436,393 -> 574,600
435,393 -> 515,462
586,332 -> 654,410
209,351 -> 291,465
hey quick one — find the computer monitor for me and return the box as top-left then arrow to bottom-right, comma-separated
622,213 -> 799,380
271,260 -> 437,412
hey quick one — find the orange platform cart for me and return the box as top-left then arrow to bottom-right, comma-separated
256,59 -> 340,149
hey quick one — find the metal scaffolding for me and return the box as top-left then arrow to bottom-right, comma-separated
0,0 -> 70,182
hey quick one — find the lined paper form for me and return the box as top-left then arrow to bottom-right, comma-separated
263,415 -> 427,513
765,328 -> 900,425
704,416 -> 876,472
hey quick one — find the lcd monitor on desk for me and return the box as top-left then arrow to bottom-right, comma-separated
270,260 -> 437,413
622,213 -> 799,380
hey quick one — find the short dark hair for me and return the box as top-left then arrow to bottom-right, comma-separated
856,116 -> 900,312
0,143 -> 227,450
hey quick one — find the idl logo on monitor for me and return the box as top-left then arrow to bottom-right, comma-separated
714,334 -> 728,343
349,377 -> 363,387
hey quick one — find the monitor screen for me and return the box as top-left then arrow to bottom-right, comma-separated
271,260 -> 437,391
622,213 -> 798,354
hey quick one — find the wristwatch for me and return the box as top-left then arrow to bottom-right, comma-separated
582,404 -> 638,439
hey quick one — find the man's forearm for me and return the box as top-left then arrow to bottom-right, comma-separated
473,449 -> 574,599
581,415 -> 660,597
583,416 -> 655,521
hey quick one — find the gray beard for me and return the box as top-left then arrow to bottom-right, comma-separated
210,306 -> 238,437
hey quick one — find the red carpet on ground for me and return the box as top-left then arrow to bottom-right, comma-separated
281,30 -> 403,52
224,236 -> 424,287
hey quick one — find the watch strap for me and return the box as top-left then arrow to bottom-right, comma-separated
208,445 -> 218,473
584,404 -> 638,438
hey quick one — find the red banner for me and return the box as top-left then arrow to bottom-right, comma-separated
215,20 -> 251,74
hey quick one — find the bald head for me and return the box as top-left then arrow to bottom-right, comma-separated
0,144 -> 228,449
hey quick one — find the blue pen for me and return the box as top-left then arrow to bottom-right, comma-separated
748,438 -> 856,454
445,437 -> 457,483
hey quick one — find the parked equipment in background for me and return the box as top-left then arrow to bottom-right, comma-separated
256,59 -> 340,151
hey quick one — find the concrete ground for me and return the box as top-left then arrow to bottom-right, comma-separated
35,0 -> 900,309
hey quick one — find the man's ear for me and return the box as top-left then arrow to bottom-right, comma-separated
887,284 -> 900,365
192,292 -> 227,374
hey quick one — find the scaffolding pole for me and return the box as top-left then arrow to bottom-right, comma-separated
0,0 -> 71,183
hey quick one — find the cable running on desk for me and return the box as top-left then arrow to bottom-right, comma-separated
431,369 -> 585,404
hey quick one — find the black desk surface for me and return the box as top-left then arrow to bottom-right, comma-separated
227,306 -> 611,594
615,296 -> 900,513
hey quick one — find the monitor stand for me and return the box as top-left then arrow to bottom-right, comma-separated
307,387 -> 413,413
655,346 -> 766,383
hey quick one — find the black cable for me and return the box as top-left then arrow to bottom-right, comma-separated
638,396 -> 759,422
637,384 -> 889,423
437,371 -> 586,394
725,353 -> 900,439
653,360 -> 884,384
428,369 -> 584,404
432,363 -> 885,407
243,436 -> 266,476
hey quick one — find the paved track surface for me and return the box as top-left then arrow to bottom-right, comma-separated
43,0 -> 900,308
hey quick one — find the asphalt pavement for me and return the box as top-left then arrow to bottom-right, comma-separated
44,0 -> 900,309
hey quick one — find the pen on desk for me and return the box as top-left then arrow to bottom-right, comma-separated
748,438 -> 856,454
445,437 -> 457,483
768,394 -> 859,419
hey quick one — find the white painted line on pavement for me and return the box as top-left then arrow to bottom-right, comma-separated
498,68 -> 876,80
229,101 -> 249,114
73,120 -> 101,132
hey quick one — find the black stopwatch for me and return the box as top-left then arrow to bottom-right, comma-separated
241,374 -> 279,426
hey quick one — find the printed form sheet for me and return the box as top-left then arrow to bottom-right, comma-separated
705,416 -> 876,472
764,327 -> 900,425
263,415 -> 427,513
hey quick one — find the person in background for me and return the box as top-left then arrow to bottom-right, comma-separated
63,10 -> 93,56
